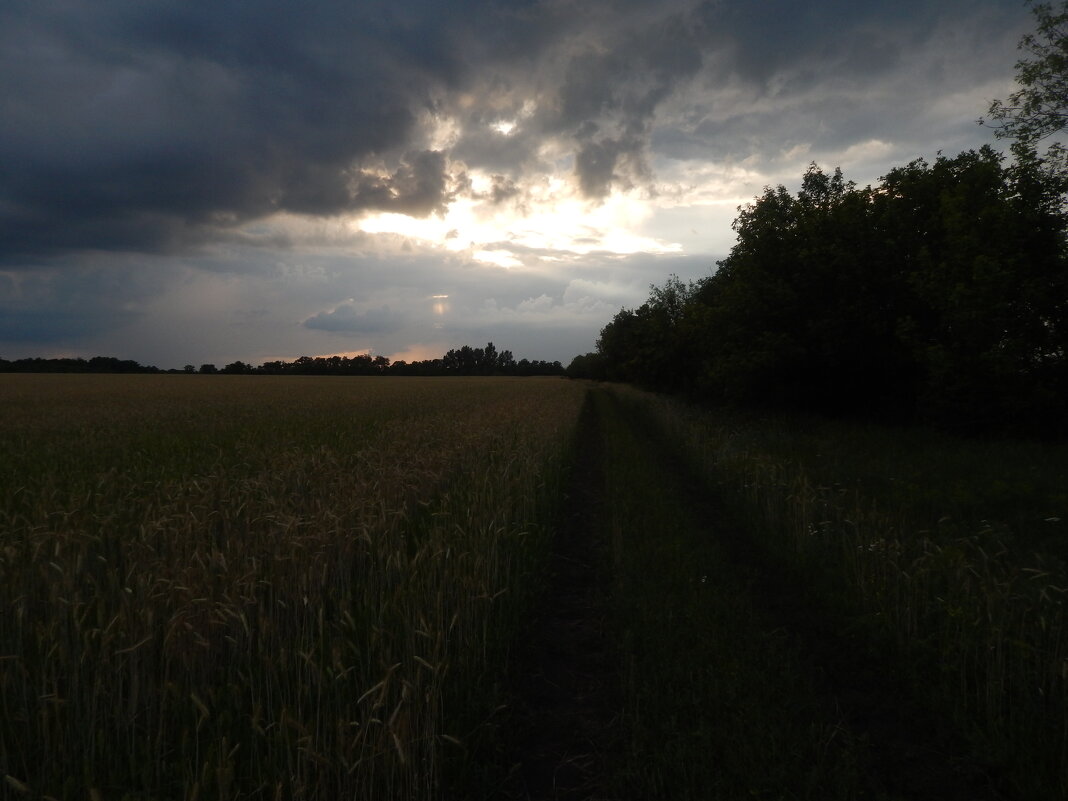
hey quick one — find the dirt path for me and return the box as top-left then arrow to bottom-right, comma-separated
500,388 -> 1007,800
501,396 -> 619,801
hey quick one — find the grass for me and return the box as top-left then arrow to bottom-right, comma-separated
590,387 -> 871,800
626,387 -> 1068,799
0,375 -> 585,799
3,374 -> 1065,799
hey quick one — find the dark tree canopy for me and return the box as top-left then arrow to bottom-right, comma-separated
593,149 -> 1068,436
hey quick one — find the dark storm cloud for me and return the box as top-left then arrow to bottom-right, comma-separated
444,0 -> 1021,198
640,0 -> 1027,170
687,0 -> 982,95
0,257 -> 168,344
486,175 -> 522,205
542,4 -> 710,197
574,136 -> 648,198
349,151 -> 454,217
0,0 -> 511,261
303,304 -> 401,335
0,0 -> 1030,267
0,307 -> 137,343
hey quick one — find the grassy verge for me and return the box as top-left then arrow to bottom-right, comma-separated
591,387 -> 876,800
626,387 -> 1068,799
0,375 -> 584,800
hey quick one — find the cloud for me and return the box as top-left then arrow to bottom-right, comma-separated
0,253 -> 175,344
575,137 -> 638,199
644,0 -> 1026,176
0,0 -> 484,261
473,289 -> 619,328
0,0 -> 1038,368
1,0 -> 1029,265
562,277 -> 636,307
348,150 -> 455,217
303,303 -> 401,334
0,307 -> 136,344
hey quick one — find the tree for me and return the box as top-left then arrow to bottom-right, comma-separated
594,152 -> 1068,433
479,342 -> 498,374
443,345 -> 475,373
594,275 -> 699,390
685,165 -> 910,413
497,348 -> 516,373
880,148 -> 1068,431
441,342 -> 518,374
565,352 -> 606,380
985,1 -> 1068,167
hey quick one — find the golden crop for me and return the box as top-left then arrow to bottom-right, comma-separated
0,375 -> 585,800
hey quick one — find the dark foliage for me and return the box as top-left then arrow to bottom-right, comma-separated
0,343 -> 565,378
565,352 -> 607,380
0,356 -> 161,374
984,0 -> 1068,174
595,147 -> 1068,436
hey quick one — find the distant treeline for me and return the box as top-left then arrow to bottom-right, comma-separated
0,343 -> 564,377
0,356 -> 160,374
568,146 -> 1068,436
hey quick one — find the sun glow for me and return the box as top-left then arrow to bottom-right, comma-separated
473,249 -> 523,269
387,343 -> 451,362
352,169 -> 680,266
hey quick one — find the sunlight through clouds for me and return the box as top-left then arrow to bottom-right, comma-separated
353,175 -> 682,262
473,250 -> 524,268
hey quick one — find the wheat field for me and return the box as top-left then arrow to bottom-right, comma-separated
0,375 -> 585,800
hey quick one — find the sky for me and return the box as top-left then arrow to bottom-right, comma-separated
0,0 -> 1039,368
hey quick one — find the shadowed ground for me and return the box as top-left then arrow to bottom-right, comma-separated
501,387 -> 1010,801
502,395 -> 619,801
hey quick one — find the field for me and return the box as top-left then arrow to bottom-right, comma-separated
596,387 -> 1068,800
1,375 -> 1066,800
0,376 -> 585,799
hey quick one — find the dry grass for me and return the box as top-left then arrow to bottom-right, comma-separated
0,375 -> 585,800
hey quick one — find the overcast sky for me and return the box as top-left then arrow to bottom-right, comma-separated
0,0 -> 1037,368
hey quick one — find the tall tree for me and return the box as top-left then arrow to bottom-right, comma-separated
985,1 -> 1068,169
876,148 -> 1068,429
594,151 -> 1068,433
